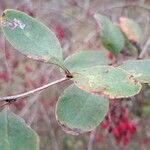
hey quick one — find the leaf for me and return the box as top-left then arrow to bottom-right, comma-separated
72,66 -> 142,98
119,17 -> 142,43
119,59 -> 150,83
1,9 -> 66,70
64,50 -> 111,72
56,84 -> 109,134
94,14 -> 125,56
0,107 -> 39,150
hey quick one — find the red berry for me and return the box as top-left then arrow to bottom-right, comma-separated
123,134 -> 130,145
116,138 -> 121,145
107,52 -> 113,60
14,101 -> 25,111
0,71 -> 9,82
101,120 -> 109,129
118,121 -> 126,132
96,134 -> 103,142
54,24 -> 65,40
113,127 -> 120,138
129,123 -> 137,134
25,66 -> 32,72
39,76 -> 46,85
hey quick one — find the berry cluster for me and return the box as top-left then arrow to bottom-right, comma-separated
101,105 -> 137,145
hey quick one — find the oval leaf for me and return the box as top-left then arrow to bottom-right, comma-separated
119,59 -> 150,83
56,84 -> 109,134
64,50 -> 111,72
72,66 -> 142,98
0,107 -> 39,150
119,17 -> 142,43
94,14 -> 125,55
1,9 -> 65,69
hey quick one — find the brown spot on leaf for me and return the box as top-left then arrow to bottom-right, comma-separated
128,74 -> 140,84
57,120 -> 84,135
103,69 -> 109,73
128,75 -> 134,80
2,12 -> 5,17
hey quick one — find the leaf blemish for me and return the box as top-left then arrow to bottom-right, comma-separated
128,75 -> 141,86
2,18 -> 26,29
27,54 -> 49,62
57,120 -> 80,135
2,12 -> 5,17
104,69 -> 109,73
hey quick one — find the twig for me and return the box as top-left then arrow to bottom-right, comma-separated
0,101 -> 9,108
100,2 -> 150,12
87,128 -> 97,150
139,36 -> 150,58
0,77 -> 69,102
19,65 -> 56,116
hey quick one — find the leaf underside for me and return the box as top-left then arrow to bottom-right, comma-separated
0,107 -> 39,150
94,14 -> 125,55
56,84 -> 109,135
119,17 -> 142,43
1,9 -> 66,70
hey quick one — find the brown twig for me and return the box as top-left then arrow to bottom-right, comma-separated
0,77 -> 69,102
0,101 -> 9,108
101,2 -> 150,12
139,36 -> 150,59
87,129 -> 97,150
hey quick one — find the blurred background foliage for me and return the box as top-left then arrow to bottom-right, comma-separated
0,0 -> 150,149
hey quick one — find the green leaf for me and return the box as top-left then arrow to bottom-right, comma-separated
72,66 -> 142,98
94,14 -> 125,56
1,9 -> 65,69
119,17 -> 142,43
56,84 -> 109,134
0,107 -> 39,150
119,59 -> 150,83
64,50 -> 111,72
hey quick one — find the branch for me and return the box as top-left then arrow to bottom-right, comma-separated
0,77 -> 69,102
139,36 -> 150,58
87,129 -> 96,150
101,2 -> 150,12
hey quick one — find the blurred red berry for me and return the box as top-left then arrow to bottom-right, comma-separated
39,76 -> 46,85
101,120 -> 109,129
113,127 -> 120,138
54,24 -> 65,40
95,134 -> 103,142
107,52 -> 113,60
0,71 -> 9,82
116,138 -> 121,145
123,134 -> 130,145
126,122 -> 137,134
25,66 -> 32,72
118,121 -> 126,132
99,106 -> 137,145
